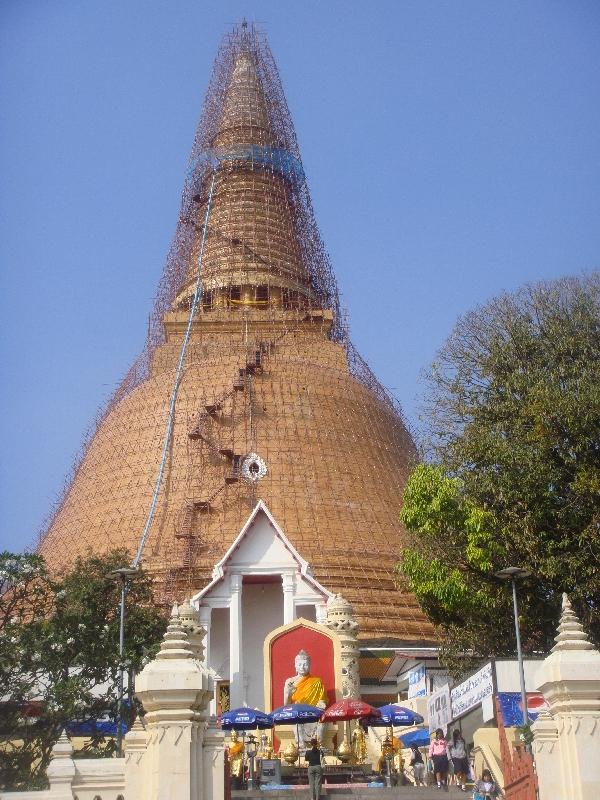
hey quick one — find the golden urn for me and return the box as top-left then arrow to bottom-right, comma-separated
282,740 -> 299,764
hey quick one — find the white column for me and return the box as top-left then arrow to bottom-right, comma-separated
316,602 -> 328,624
282,571 -> 295,624
203,718 -> 225,800
198,605 -> 212,666
229,573 -> 243,708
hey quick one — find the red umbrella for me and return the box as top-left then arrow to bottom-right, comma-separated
320,699 -> 382,723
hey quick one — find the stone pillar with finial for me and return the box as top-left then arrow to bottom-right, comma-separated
324,594 -> 361,699
532,593 -> 600,800
178,597 -> 207,662
134,602 -> 212,800
124,715 -> 149,800
45,729 -> 76,800
178,598 -> 224,800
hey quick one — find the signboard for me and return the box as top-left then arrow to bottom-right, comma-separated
427,684 -> 452,733
260,759 -> 282,785
497,692 -> 549,727
408,664 -> 427,698
450,662 -> 493,720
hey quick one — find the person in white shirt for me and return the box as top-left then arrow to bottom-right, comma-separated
447,729 -> 469,791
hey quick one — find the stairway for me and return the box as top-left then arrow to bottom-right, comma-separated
234,788 -> 471,800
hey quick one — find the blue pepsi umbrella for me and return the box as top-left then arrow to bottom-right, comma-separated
399,728 -> 430,747
270,703 -> 323,724
366,704 -> 424,727
220,707 -> 273,730
270,704 -> 323,766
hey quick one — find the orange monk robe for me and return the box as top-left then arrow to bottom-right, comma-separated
228,741 -> 244,758
291,674 -> 328,706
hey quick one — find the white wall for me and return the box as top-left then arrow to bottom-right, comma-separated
495,659 -> 545,693
242,582 -> 283,708
211,607 -> 230,678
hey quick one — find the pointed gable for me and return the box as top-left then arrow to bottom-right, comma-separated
191,500 -> 332,604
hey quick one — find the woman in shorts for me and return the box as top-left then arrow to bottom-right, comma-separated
409,744 -> 426,786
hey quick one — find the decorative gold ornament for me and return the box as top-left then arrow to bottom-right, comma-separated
336,737 -> 352,763
282,740 -> 299,764
351,726 -> 367,764
259,732 -> 273,760
228,731 -> 245,778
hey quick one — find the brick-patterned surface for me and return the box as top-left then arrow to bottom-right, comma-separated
38,27 -> 435,645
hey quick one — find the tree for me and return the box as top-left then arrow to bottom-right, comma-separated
398,273 -> 600,675
0,550 -> 167,790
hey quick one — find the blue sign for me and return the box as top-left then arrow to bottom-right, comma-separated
408,665 -> 427,698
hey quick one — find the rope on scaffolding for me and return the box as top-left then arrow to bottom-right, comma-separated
132,170 -> 217,568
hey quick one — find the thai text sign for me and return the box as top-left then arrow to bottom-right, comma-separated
408,664 -> 427,698
428,684 -> 451,733
450,662 -> 493,719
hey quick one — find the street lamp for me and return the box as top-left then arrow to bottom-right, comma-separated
107,566 -> 139,756
495,566 -> 531,727
246,733 -> 257,790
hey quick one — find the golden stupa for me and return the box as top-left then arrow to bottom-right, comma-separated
38,24 -> 434,644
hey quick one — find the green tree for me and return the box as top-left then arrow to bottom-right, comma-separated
0,550 -> 166,790
398,273 -> 600,675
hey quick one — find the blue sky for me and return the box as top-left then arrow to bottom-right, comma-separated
1,0 -> 599,553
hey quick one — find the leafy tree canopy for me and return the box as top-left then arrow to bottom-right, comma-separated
0,549 -> 167,790
398,273 -> 600,675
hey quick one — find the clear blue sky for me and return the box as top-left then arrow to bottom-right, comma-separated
1,0 -> 599,553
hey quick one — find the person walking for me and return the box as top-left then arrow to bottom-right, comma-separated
409,744 -> 426,786
305,737 -> 323,800
447,729 -> 469,791
428,728 -> 449,790
473,768 -> 501,798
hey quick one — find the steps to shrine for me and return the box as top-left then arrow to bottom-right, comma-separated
234,788 -> 470,800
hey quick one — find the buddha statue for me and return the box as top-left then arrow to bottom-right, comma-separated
283,649 -> 328,747
228,730 -> 245,786
283,649 -> 328,707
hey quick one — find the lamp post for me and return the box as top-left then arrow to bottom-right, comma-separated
495,566 -> 531,727
107,566 -> 139,756
246,733 -> 257,790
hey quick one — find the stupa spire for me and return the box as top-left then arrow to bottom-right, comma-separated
171,23 -> 326,314
214,47 -> 276,148
552,593 -> 595,652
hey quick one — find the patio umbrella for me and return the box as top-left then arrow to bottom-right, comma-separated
399,728 -> 430,748
271,703 -> 323,766
220,707 -> 274,731
364,704 -> 424,727
321,699 -> 381,762
320,699 -> 381,723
